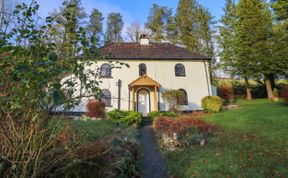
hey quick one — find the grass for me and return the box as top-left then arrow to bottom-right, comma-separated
165,99 -> 288,178
50,119 -> 117,142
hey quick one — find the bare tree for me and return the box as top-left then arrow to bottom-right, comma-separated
126,21 -> 142,42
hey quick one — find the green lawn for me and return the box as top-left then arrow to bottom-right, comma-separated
165,99 -> 288,178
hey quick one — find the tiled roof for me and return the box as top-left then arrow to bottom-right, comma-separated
99,42 -> 210,60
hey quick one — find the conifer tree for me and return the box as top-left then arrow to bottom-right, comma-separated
165,9 -> 179,44
105,12 -> 123,43
176,0 -> 214,57
145,4 -> 168,42
176,0 -> 199,51
234,0 -> 273,98
87,8 -> 104,47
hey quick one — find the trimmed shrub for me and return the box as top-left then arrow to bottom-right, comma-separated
107,110 -> 142,126
86,99 -> 105,118
201,96 -> 223,113
218,83 -> 234,103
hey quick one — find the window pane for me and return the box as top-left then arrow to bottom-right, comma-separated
139,63 -> 147,76
175,64 -> 185,76
101,64 -> 111,77
101,89 -> 111,106
177,89 -> 188,105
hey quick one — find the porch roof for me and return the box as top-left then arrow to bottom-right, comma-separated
128,74 -> 161,89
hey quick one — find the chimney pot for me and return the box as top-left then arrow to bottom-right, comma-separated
140,34 -> 149,45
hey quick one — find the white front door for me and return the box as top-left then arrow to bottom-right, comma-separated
137,89 -> 150,116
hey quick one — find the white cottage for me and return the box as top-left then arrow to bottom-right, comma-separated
75,36 -> 212,115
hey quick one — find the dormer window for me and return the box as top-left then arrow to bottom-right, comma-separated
139,63 -> 147,76
175,63 -> 186,77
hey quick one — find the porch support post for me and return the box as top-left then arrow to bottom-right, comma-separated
154,86 -> 158,111
131,87 -> 135,111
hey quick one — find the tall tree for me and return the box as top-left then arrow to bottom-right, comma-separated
271,0 -> 288,22
271,0 -> 288,80
176,0 -> 214,57
145,4 -> 169,42
48,0 -> 87,58
234,0 -> 273,98
176,0 -> 200,51
165,8 -> 179,44
105,12 -> 123,43
87,8 -> 103,47
216,0 -> 253,99
197,6 -> 215,57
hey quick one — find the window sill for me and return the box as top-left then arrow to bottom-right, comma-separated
175,75 -> 186,77
100,76 -> 113,79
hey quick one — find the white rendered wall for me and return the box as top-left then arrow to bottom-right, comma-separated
74,60 -> 212,112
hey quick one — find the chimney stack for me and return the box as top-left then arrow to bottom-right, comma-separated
140,34 -> 149,45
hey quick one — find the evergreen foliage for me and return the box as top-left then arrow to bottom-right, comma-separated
87,8 -> 104,47
105,12 -> 124,43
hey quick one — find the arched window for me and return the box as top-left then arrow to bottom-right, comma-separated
175,63 -> 186,76
100,63 -> 111,77
177,89 -> 188,105
101,89 -> 111,106
139,63 -> 147,76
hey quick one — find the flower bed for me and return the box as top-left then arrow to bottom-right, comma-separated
153,116 -> 218,150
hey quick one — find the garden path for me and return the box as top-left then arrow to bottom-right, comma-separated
139,117 -> 168,178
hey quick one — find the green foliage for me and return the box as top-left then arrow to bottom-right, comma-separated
87,8 -> 104,47
161,89 -> 183,112
105,12 -> 124,43
201,96 -> 223,113
145,4 -> 174,42
148,111 -> 178,119
217,0 -> 288,98
176,0 -> 215,57
107,110 -> 142,126
273,88 -> 279,97
271,0 -> 288,21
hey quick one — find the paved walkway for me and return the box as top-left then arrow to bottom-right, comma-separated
139,118 -> 168,178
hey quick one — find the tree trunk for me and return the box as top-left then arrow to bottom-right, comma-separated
244,77 -> 252,100
268,74 -> 276,90
264,75 -> 274,99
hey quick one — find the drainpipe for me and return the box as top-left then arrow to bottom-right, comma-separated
128,87 -> 130,111
116,79 -> 122,110
203,61 -> 211,95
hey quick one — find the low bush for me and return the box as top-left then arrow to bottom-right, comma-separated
273,88 -> 279,97
107,110 -> 142,126
86,99 -> 105,118
153,116 -> 218,137
60,127 -> 140,178
218,83 -> 234,103
201,96 -> 223,113
148,111 -> 178,119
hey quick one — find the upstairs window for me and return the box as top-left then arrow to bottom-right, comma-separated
175,63 -> 186,76
101,89 -> 111,106
100,63 -> 111,77
177,89 -> 188,105
139,63 -> 147,76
